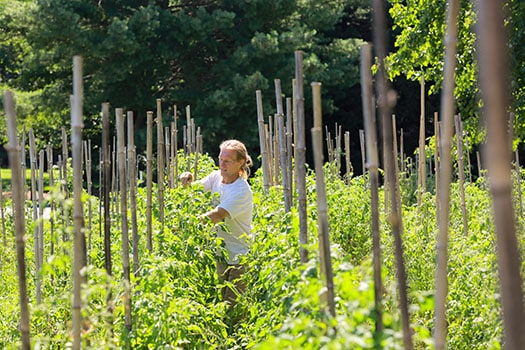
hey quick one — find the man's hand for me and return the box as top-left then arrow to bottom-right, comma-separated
179,172 -> 193,187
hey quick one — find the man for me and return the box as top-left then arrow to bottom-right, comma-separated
179,139 -> 253,306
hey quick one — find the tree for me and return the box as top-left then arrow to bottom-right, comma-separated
386,0 -> 525,148
4,0 -> 370,165
386,0 -> 480,143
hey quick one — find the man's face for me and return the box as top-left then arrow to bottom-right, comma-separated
218,148 -> 243,182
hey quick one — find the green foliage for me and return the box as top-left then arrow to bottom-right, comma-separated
387,0 -> 480,140
0,153 -> 521,348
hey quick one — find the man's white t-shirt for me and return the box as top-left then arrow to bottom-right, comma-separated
199,170 -> 253,264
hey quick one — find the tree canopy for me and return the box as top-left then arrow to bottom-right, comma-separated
1,0 -> 370,161
3,0 -> 525,169
387,0 -> 525,148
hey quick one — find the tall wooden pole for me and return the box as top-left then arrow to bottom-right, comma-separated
476,0 -> 525,348
71,55 -> 85,350
128,111 -> 139,275
311,82 -> 335,317
371,0 -> 413,347
146,111 -> 154,252
256,90 -> 271,193
295,50 -> 309,264
361,43 -> 383,334
4,90 -> 31,350
116,108 -> 132,333
101,103 -> 112,275
434,3 -> 460,347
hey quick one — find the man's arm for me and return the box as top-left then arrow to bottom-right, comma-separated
202,207 -> 229,224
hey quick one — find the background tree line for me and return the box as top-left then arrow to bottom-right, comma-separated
0,0 -> 523,177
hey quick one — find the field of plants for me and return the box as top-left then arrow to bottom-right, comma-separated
0,145 -> 517,349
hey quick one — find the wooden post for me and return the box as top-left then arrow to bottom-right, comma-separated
361,43 -> 383,334
476,0 -> 525,347
344,131 -> 352,181
71,55 -> 85,350
417,75 -> 426,209
371,0 -> 412,345
146,111 -> 154,252
434,0 -> 460,347
128,111 -> 139,275
28,129 -> 42,304
4,90 -> 31,350
101,102 -> 112,275
256,90 -> 271,193
156,99 -> 165,230
455,115 -> 468,236
116,108 -> 132,333
311,82 -> 335,317
295,51 -> 309,264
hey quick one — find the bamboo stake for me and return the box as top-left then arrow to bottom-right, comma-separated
62,126 -> 68,198
392,114 -> 403,218
146,111 -> 154,252
463,124 -> 472,183
116,108 -> 132,333
101,103 -> 112,275
20,127 -> 26,198
46,145 -> 55,255
434,2 -> 460,347
0,167 -> 6,247
172,105 -> 179,187
434,113 -> 439,205
185,105 -> 193,153
267,116 -> 275,184
165,126 -> 170,184
336,124 -> 342,173
476,151 -> 482,179
325,127 -> 333,163
295,51 -> 309,264
400,128 -> 405,173
454,115 -> 468,236
277,114 -> 291,212
274,79 -> 285,186
28,129 -> 42,304
361,43 -> 383,334
71,55 -> 85,350
417,75 -> 426,209
167,123 -> 174,188
193,127 -> 201,180
371,0 -> 413,346
38,149 -> 44,269
286,97 -> 293,203
4,91 -> 31,350
156,99 -> 165,230
344,131 -> 352,182
311,82 -> 335,317
515,151 -> 523,217
270,114 -> 281,185
256,90 -> 271,193
128,111 -> 139,276
292,79 -> 298,192
359,129 -> 366,176
83,140 -> 92,262
476,0 -> 525,347
4,90 -> 31,350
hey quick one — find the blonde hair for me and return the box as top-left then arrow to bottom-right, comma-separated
220,139 -> 253,179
